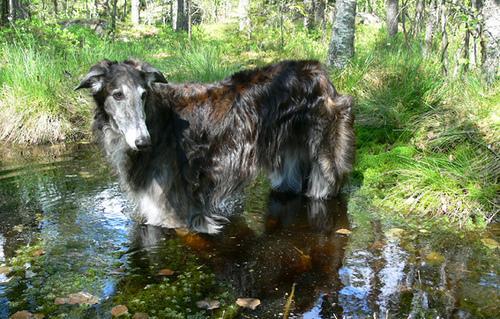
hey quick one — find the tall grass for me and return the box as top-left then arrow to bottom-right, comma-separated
0,20 -> 497,226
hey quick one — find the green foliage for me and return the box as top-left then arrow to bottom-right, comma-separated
343,27 -> 499,228
0,15 -> 497,227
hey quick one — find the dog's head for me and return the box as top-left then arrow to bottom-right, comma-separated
76,59 -> 167,151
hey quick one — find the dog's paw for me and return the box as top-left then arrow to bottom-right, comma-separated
189,214 -> 228,234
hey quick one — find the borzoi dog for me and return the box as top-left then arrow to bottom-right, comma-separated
76,59 -> 355,233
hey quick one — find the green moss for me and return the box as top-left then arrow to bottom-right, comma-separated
114,238 -> 238,319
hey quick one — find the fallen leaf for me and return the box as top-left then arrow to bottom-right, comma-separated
335,228 -> 352,235
182,233 -> 212,251
370,240 -> 385,250
132,313 -> 149,319
174,228 -> 190,236
385,228 -> 405,238
31,249 -> 45,257
157,268 -> 175,276
78,171 -> 93,178
0,266 -> 12,275
54,298 -> 68,305
481,238 -> 499,249
33,314 -> 45,319
236,298 -> 261,310
13,225 -> 24,233
111,305 -> 129,317
196,299 -> 221,310
55,292 -> 99,305
9,311 -> 33,319
425,251 -> 445,265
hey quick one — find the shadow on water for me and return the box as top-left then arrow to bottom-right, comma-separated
0,145 -> 498,318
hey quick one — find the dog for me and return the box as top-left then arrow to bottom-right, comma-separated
76,59 -> 355,233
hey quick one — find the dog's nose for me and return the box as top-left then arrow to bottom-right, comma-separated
135,137 -> 151,150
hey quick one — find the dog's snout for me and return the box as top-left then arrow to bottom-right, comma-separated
135,136 -> 152,150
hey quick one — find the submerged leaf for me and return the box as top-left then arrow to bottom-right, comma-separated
0,266 -> 12,275
335,228 -> 352,235
236,298 -> 261,310
55,291 -> 99,305
481,238 -> 499,249
31,249 -> 45,257
425,251 -> 445,265
111,305 -> 129,317
385,228 -> 405,238
9,310 -> 33,319
196,299 -> 221,310
157,268 -> 175,276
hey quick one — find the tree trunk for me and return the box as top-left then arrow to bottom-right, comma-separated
424,0 -> 438,55
412,0 -> 425,37
482,0 -> 500,84
238,0 -> 250,35
303,0 -> 315,29
316,0 -> 327,41
52,0 -> 57,15
122,0 -> 127,21
111,0 -> 117,33
187,0 -> 191,39
8,0 -> 14,21
131,0 -> 140,26
439,0 -> 448,75
327,0 -> 357,69
1,0 -> 8,24
386,0 -> 398,37
176,0 -> 187,31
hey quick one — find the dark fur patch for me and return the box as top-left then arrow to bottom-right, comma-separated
87,59 -> 355,233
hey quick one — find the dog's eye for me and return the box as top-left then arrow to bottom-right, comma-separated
112,92 -> 124,100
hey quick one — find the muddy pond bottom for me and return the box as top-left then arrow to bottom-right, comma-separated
0,145 -> 498,318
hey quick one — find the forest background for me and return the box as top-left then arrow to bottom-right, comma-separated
0,0 -> 498,228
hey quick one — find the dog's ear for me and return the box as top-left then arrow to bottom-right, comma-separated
75,59 -> 113,92
125,59 -> 168,86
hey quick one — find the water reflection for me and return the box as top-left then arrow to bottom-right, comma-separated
0,145 -> 497,319
128,193 -> 350,318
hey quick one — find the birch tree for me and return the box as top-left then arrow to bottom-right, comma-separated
238,0 -> 250,35
327,0 -> 357,69
386,0 -> 398,37
482,0 -> 500,84
131,0 -> 139,25
176,0 -> 188,31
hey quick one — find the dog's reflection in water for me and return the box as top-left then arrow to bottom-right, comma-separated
128,193 -> 350,318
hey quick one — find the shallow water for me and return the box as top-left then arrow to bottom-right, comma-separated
0,145 -> 498,318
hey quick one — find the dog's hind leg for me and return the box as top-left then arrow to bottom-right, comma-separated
307,95 -> 355,199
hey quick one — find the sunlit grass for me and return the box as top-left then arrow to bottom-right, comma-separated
0,20 -> 497,226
